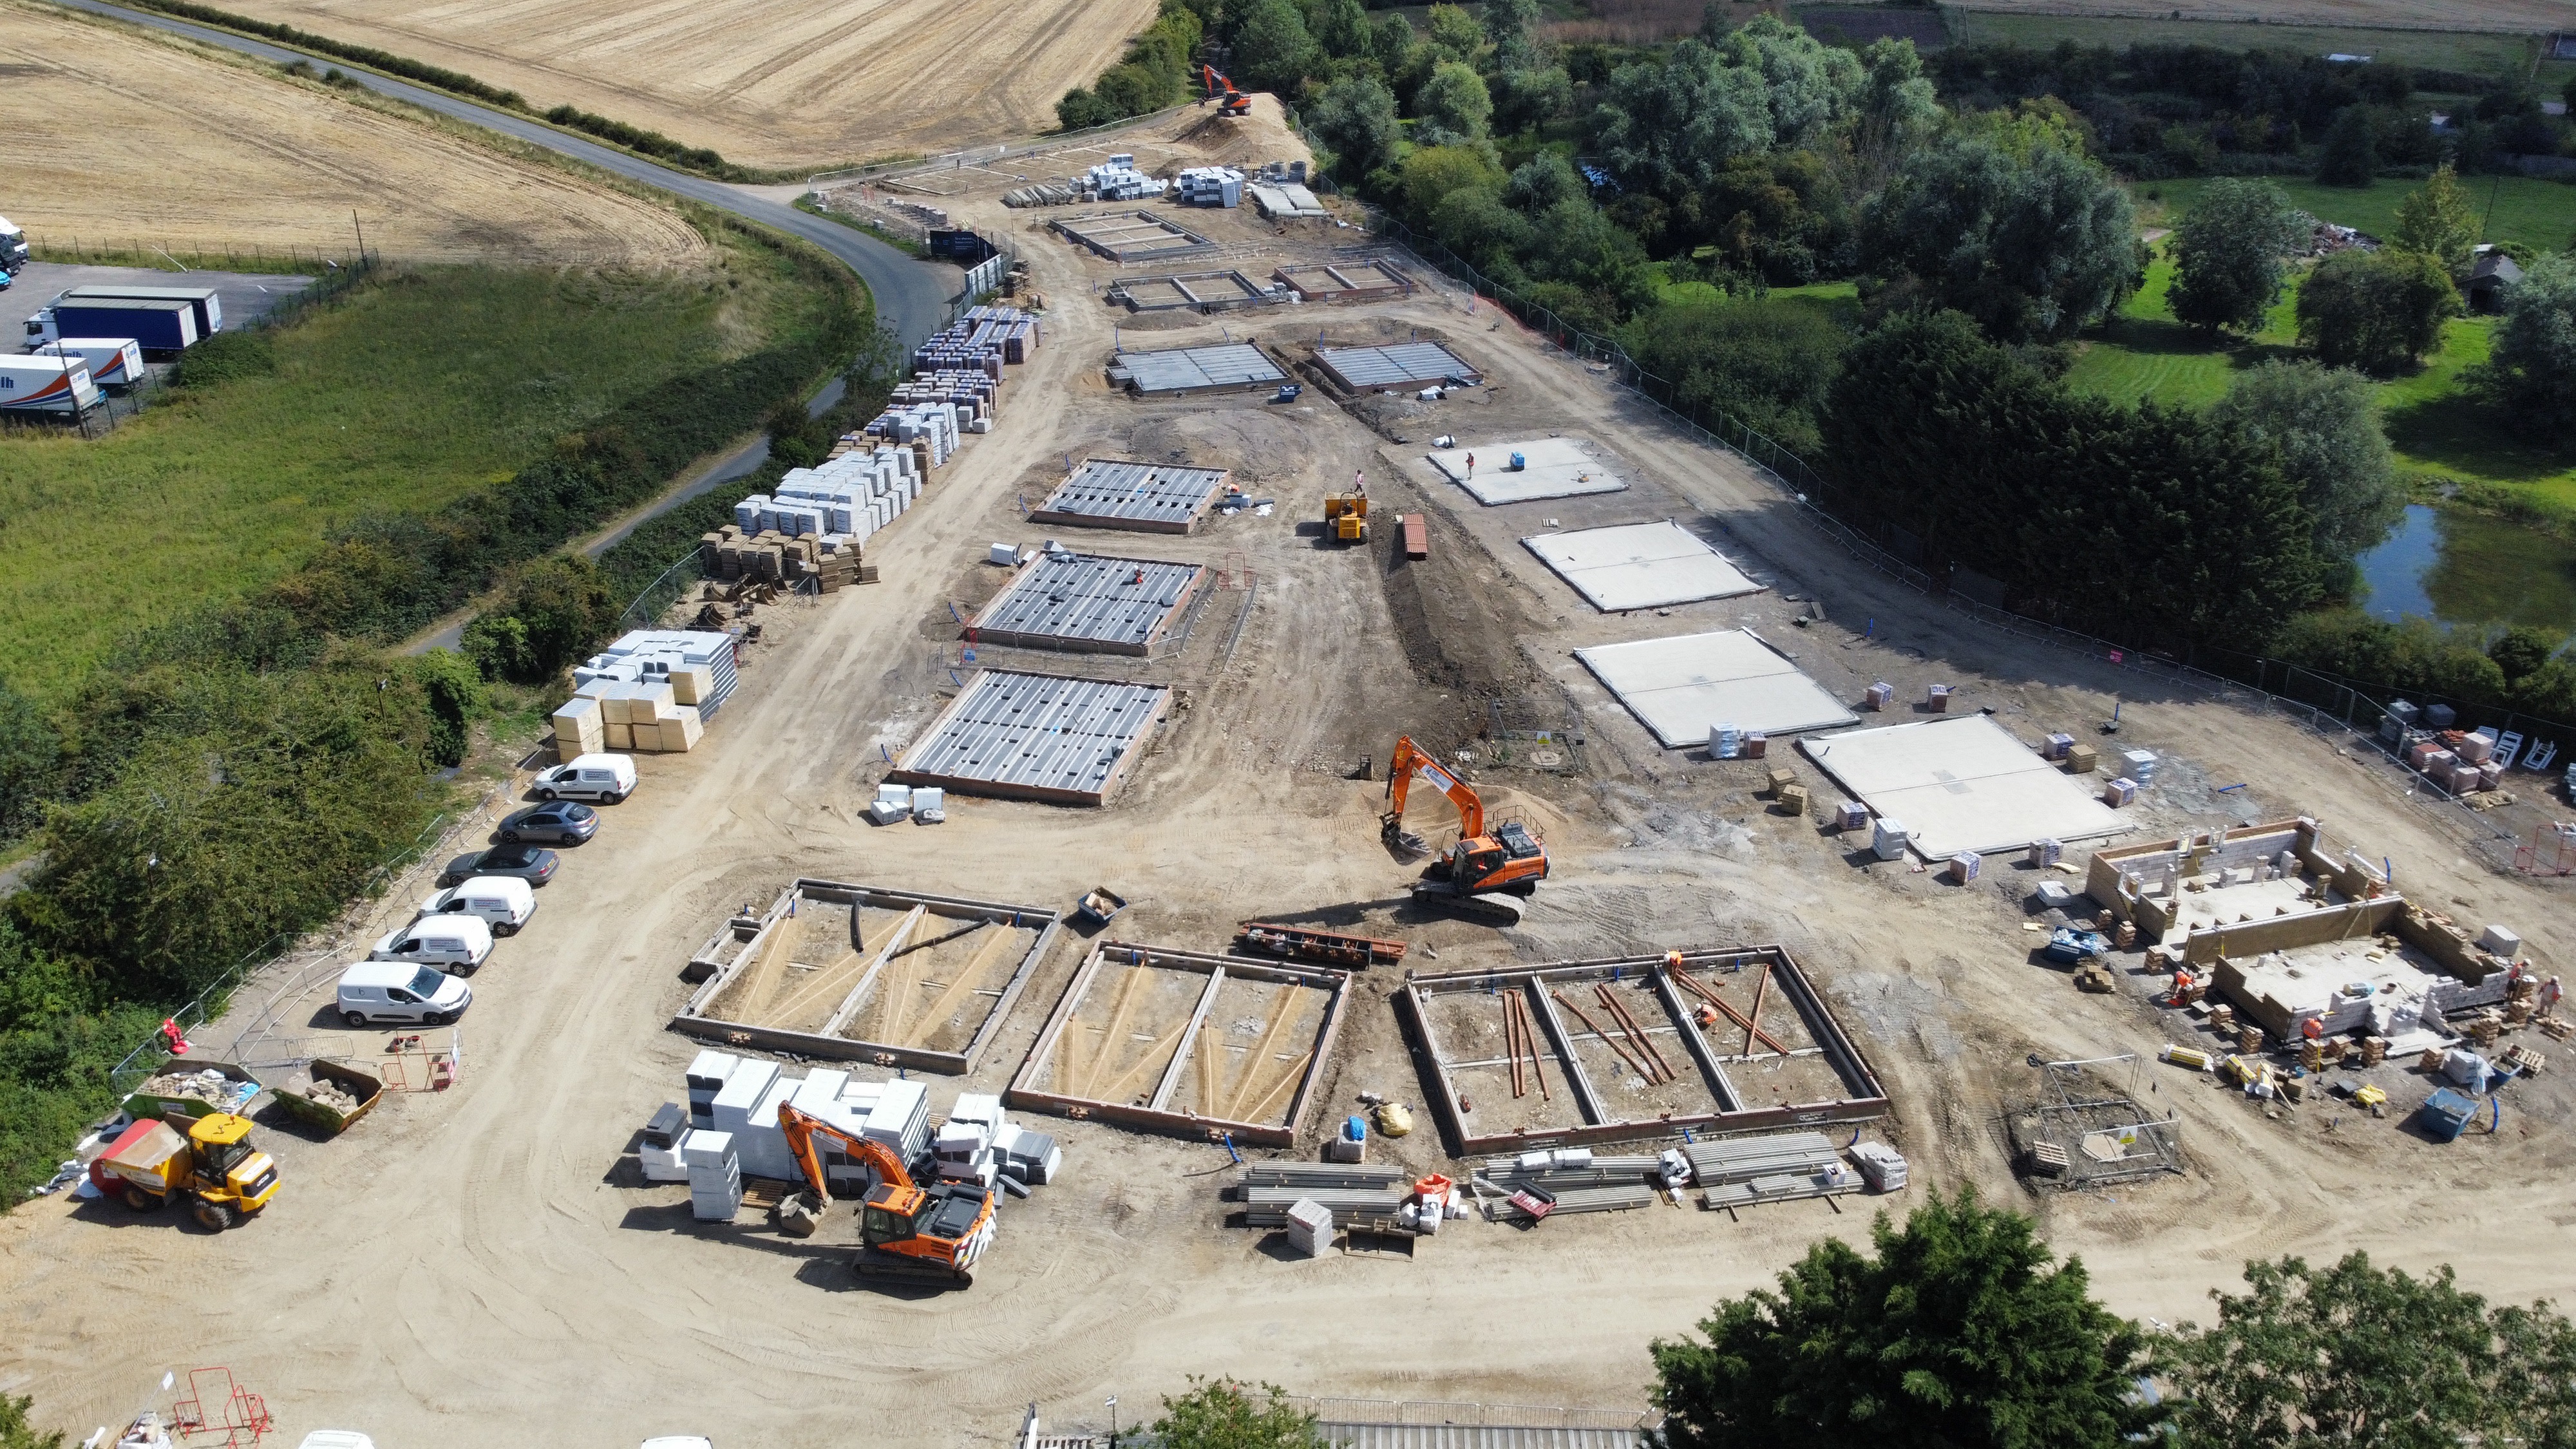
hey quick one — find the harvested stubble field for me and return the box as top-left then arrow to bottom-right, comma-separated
1947,1 -> 2557,61
212,0 -> 1159,171
0,0 -> 705,265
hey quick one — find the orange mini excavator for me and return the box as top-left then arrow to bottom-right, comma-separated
777,1103 -> 998,1287
1201,64 -> 1252,118
1382,734 -> 1548,925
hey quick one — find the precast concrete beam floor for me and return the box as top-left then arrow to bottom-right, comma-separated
890,669 -> 1171,805
1030,457 -> 1233,532
970,549 -> 1208,654
1429,437 -> 1629,505
1523,520 -> 1761,611
1575,629 -> 1857,748
1315,340 -> 1479,391
1799,714 -> 2130,859
1108,344 -> 1285,395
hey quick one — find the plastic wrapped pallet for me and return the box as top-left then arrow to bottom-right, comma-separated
2105,777 -> 2137,807
630,720 -> 664,753
1847,1141 -> 1908,1193
605,722 -> 634,751
2029,838 -> 2063,868
1834,800 -> 1870,831
1949,852 -> 1980,884
1864,681 -> 1893,710
1871,818 -> 1910,861
2042,732 -> 2074,760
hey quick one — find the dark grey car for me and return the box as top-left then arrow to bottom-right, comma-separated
437,843 -> 560,888
498,800 -> 599,845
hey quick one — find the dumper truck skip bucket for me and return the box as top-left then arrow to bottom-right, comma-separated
272,1059 -> 385,1137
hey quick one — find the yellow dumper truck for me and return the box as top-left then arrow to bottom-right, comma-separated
89,1113 -> 280,1230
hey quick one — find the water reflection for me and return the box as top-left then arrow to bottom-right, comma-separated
2353,505 -> 2576,634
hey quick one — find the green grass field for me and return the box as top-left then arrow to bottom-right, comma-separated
0,231 -> 828,694
2137,175 -> 2576,256
1944,10 -> 2540,77
2065,240 -> 2576,508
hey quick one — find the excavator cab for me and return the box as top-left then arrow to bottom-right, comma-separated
1383,735 -> 1548,923
1201,64 -> 1253,117
779,1103 -> 998,1286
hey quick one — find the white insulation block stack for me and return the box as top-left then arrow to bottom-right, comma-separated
683,1130 -> 743,1220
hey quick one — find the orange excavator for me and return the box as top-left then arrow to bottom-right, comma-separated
1200,64 -> 1252,118
1383,734 -> 1548,925
777,1103 -> 998,1287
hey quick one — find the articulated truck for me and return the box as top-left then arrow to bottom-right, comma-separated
0,215 -> 26,276
0,355 -> 101,413
26,296 -> 197,354
35,337 -> 144,388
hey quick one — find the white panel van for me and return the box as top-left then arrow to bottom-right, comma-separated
368,913 -> 495,973
337,961 -> 472,1027
418,876 -> 536,936
531,752 -> 638,803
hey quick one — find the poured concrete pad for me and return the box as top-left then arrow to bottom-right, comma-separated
1575,629 -> 1856,748
1524,520 -> 1761,611
1428,437 -> 1629,505
1799,714 -> 2130,858
969,550 -> 1208,654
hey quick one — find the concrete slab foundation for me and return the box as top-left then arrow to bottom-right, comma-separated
1108,270 -> 1273,312
1052,210 -> 1217,262
889,669 -> 1172,806
1008,940 -> 1351,1147
1524,520 -> 1761,611
1030,457 -> 1233,532
969,549 -> 1209,655
1314,341 -> 1479,391
1273,260 -> 1412,303
1400,945 -> 1889,1154
1428,437 -> 1629,505
1108,344 -> 1286,397
1801,714 -> 2127,858
669,880 -> 1061,1073
1575,629 -> 1857,748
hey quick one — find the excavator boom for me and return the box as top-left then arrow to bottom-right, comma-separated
775,1103 -> 996,1286
1385,734 -> 1482,839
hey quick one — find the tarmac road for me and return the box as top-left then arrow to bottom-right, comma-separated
51,0 -> 960,348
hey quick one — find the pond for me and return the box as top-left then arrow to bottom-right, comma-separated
2353,505 -> 2576,635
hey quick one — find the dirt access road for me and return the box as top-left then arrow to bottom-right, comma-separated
5,106 -> 2574,1446
0,0 -> 706,266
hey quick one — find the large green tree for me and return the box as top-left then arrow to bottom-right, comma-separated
1417,61 -> 1493,140
2161,1253 -> 2576,1449
2166,178 -> 2311,335
1624,298 -> 1848,453
2207,360 -> 2403,562
2316,104 -> 2378,185
0,676 -> 60,840
0,1392 -> 66,1449
1862,130 -> 2139,341
1229,0 -> 1316,96
1651,1189 -> 2155,1449
2391,164 -> 2479,281
1304,74 -> 1399,176
1151,1378 -> 1326,1449
2295,247 -> 2461,374
2473,250 -> 2576,433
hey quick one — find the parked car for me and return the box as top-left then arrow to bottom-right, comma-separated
370,913 -> 496,974
437,843 -> 559,888
498,799 -> 598,845
419,876 -> 537,936
531,752 -> 638,803
336,961 -> 472,1027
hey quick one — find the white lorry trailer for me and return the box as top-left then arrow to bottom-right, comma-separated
0,355 -> 100,413
35,338 -> 144,389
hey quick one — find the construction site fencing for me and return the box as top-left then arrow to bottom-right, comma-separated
616,546 -> 710,636
102,770 -> 510,1095
1285,1397 -> 1658,1432
1360,213 -> 2573,824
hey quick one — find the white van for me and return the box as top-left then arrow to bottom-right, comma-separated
369,913 -> 495,974
532,752 -> 638,804
337,961 -> 473,1028
419,876 -> 536,936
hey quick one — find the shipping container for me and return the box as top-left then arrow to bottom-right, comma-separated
37,337 -> 144,388
65,283 -> 221,337
0,355 -> 102,413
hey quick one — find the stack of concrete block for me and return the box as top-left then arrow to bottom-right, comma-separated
1871,817 -> 1911,860
1284,1197 -> 1334,1256
1175,166 -> 1244,207
1864,681 -> 1893,710
1949,852 -> 1980,884
1847,1141 -> 1909,1193
683,1130 -> 743,1220
550,695 -> 604,761
696,1056 -> 932,1188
